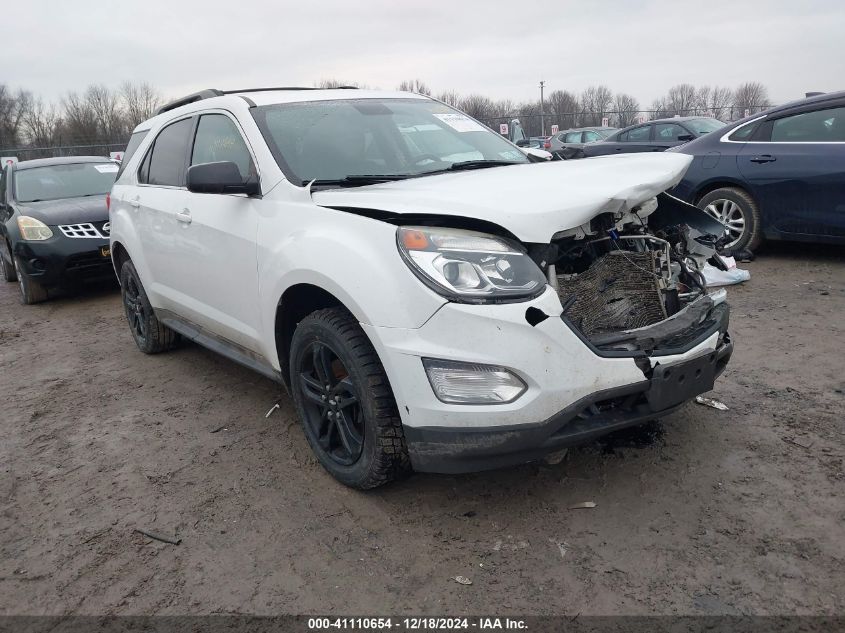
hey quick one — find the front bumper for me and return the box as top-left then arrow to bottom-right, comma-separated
14,235 -> 115,289
363,286 -> 733,474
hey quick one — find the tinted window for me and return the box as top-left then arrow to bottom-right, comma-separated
771,107 -> 845,142
14,162 -> 119,203
191,114 -> 255,178
564,132 -> 583,143
146,118 -> 193,187
116,130 -> 149,180
685,118 -> 725,135
620,126 -> 650,142
654,123 -> 687,140
728,120 -> 759,141
583,130 -> 602,142
252,98 -> 527,184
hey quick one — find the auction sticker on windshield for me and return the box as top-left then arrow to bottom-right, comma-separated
94,164 -> 119,173
433,113 -> 487,133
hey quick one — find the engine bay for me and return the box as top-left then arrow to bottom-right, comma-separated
539,193 -> 730,350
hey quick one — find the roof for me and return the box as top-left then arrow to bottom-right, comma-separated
136,88 -> 430,132
767,89 -> 845,115
559,126 -> 617,132
15,156 -> 114,171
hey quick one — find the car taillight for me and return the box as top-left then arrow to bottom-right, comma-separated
544,141 -> 551,149
106,193 -> 110,212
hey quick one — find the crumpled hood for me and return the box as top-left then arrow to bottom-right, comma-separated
312,152 -> 694,243
16,195 -> 108,226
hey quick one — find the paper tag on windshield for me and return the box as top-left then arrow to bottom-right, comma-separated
95,164 -> 119,173
433,113 -> 487,133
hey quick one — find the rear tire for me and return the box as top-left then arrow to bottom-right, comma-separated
119,260 -> 179,354
698,187 -> 763,253
1,248 -> 17,282
15,257 -> 48,304
289,307 -> 410,489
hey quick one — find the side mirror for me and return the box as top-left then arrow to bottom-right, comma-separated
514,139 -> 530,147
186,161 -> 260,196
677,134 -> 695,142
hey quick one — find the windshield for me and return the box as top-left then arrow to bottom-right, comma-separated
251,98 -> 528,184
15,162 -> 118,203
686,118 -> 726,135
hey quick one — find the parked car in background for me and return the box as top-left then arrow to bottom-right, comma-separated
109,87 -> 731,489
549,126 -> 617,158
670,91 -> 845,252
0,157 -> 119,303
582,117 -> 725,158
531,136 -> 552,150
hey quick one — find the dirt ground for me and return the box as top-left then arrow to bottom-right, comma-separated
0,243 -> 843,617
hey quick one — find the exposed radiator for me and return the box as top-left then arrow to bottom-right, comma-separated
556,250 -> 667,336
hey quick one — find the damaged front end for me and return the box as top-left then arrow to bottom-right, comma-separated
534,193 -> 732,360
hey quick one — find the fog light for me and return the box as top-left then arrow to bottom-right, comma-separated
422,358 -> 527,404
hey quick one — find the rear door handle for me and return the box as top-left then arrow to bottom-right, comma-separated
176,209 -> 192,224
750,155 -> 777,164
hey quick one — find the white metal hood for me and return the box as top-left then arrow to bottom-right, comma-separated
311,152 -> 694,243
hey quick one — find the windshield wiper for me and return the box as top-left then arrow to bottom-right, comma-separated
307,174 -> 414,187
442,160 -> 520,172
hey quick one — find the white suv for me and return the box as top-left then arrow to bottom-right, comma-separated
109,87 -> 733,488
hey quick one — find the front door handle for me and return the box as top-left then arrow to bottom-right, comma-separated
129,196 -> 141,208
750,155 -> 777,164
176,209 -> 192,224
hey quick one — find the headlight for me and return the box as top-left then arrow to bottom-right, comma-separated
423,358 -> 527,404
397,226 -> 547,302
17,216 -> 53,241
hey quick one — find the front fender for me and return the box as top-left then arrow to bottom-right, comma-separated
256,204 -> 447,368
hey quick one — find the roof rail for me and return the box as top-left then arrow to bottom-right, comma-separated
154,85 -> 360,116
155,89 -> 224,115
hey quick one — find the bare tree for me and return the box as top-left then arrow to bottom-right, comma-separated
612,93 -> 640,127
314,78 -> 361,89
0,85 -> 33,148
580,86 -> 613,126
457,94 -> 494,122
436,90 -> 461,107
397,79 -> 431,95
665,84 -> 698,116
62,90 -> 99,144
22,98 -> 63,150
733,82 -> 770,118
709,86 -> 733,121
121,82 -> 161,128
546,90 -> 579,129
85,85 -> 125,140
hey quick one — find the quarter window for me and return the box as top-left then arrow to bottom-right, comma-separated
142,118 -> 194,187
771,107 -> 845,142
191,114 -> 255,179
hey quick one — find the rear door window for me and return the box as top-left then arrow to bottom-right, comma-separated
620,125 -> 650,142
771,106 -> 845,142
564,131 -> 583,143
142,118 -> 194,187
653,123 -> 687,141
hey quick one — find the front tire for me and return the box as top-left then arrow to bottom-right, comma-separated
1,249 -> 17,282
15,257 -> 48,304
289,307 -> 410,489
698,187 -> 762,253
119,260 -> 179,354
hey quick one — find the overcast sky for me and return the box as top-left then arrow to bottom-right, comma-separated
6,0 -> 844,107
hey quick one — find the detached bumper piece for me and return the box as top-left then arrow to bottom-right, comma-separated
406,336 -> 733,474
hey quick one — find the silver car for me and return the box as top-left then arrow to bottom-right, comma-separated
549,126 -> 618,157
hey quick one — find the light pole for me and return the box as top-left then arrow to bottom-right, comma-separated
539,80 -> 546,136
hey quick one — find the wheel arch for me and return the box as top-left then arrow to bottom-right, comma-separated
692,179 -> 754,206
111,240 -> 130,280
274,283 -> 349,389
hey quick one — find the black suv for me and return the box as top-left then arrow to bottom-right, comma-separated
0,157 -> 119,303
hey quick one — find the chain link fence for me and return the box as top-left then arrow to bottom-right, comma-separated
0,142 -> 127,163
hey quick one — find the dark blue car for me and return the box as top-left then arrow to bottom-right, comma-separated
670,91 -> 845,252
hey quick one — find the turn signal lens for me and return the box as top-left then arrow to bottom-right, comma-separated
17,216 -> 53,241
401,229 -> 429,250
